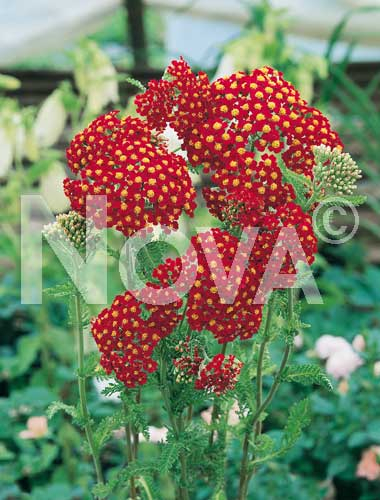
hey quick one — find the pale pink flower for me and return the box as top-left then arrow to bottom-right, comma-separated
325,348 -> 363,379
201,407 -> 213,425
315,335 -> 351,359
356,447 -> 380,481
337,379 -> 349,395
227,400 -> 241,426
19,416 -> 48,439
352,334 -> 366,352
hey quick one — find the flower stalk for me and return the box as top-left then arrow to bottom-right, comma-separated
159,345 -> 190,500
238,290 -> 294,499
122,398 -> 137,500
208,343 -> 228,447
73,291 -> 104,490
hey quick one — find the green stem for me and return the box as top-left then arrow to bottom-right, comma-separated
159,347 -> 189,500
238,291 -> 294,499
208,343 -> 228,447
73,292 -> 104,489
250,344 -> 292,430
123,400 -> 137,500
254,301 -> 275,438
238,297 -> 273,499
133,389 -> 141,459
186,405 -> 193,425
138,477 -> 154,500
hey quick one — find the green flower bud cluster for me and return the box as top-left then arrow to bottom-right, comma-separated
43,211 -> 94,251
313,145 -> 362,196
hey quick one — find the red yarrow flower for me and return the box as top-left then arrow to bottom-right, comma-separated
136,59 -> 343,183
91,291 -> 182,387
195,354 -> 243,396
64,111 -> 196,237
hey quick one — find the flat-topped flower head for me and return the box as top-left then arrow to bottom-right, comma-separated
64,111 -> 196,237
92,291 -> 182,387
136,59 -> 342,183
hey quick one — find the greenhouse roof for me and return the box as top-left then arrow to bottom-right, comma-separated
0,0 -> 121,66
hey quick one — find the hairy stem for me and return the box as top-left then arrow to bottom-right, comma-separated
73,292 -> 104,489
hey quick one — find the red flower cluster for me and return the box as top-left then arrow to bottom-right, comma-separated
187,229 -> 264,343
91,292 -> 182,387
152,229 -> 264,343
195,354 -> 243,396
64,111 -> 196,237
135,58 -> 211,140
173,335 -> 203,383
173,339 -> 243,395
84,57 -> 344,390
136,58 -> 342,182
134,58 -> 341,285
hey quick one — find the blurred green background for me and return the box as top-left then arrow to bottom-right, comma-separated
0,1 -> 380,499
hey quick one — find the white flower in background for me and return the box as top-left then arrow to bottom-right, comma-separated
34,89 -> 67,148
373,361 -> 380,377
145,426 -> 168,444
40,161 -> 70,213
93,377 -> 121,403
213,53 -> 235,81
73,41 -> 119,115
87,62 -> 119,115
0,126 -> 13,177
293,55 -> 327,102
19,416 -> 48,439
325,348 -> 363,379
162,125 -> 184,156
22,128 -> 39,162
294,333 -> 304,350
201,400 -> 243,427
315,335 -> 351,359
114,425 -> 169,443
352,334 -> 366,352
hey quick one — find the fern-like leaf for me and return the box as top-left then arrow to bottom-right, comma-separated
125,76 -> 146,93
47,401 -> 78,419
280,364 -> 333,391
280,398 -> 311,453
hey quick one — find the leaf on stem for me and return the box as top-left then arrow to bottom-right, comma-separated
280,364 -> 333,391
47,401 -> 78,420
